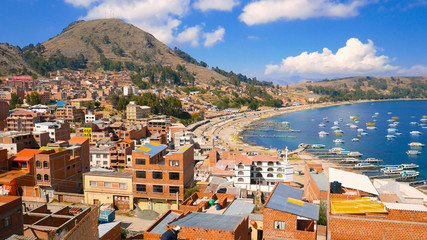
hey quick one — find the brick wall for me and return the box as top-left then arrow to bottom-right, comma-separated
63,205 -> 99,240
55,192 -> 84,203
99,222 -> 121,240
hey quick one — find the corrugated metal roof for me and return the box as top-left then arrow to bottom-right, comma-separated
150,211 -> 181,235
135,143 -> 167,157
265,183 -> 319,220
84,171 -> 132,178
169,212 -> 245,231
310,172 -> 328,191
383,202 -> 427,212
330,198 -> 388,214
329,168 -> 378,195
98,222 -> 120,238
223,200 -> 255,216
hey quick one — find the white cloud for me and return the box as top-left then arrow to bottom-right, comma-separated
240,0 -> 368,25
193,0 -> 239,12
397,65 -> 427,76
265,38 -> 400,77
177,25 -> 202,47
65,0 -> 99,7
203,27 -> 225,47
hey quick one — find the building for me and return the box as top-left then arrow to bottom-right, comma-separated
0,196 -> 23,239
55,105 -> 85,122
132,143 -> 194,214
7,110 -> 41,132
68,136 -> 91,173
0,131 -> 49,155
263,182 -> 319,240
304,163 -> 328,202
123,86 -> 138,96
173,131 -> 195,148
147,119 -> 170,136
34,120 -> 70,142
109,139 -> 134,171
85,111 -> 103,123
0,101 -> 10,121
90,146 -> 111,168
68,98 -> 94,108
22,203 -> 99,240
126,101 -> 151,120
83,171 -> 133,210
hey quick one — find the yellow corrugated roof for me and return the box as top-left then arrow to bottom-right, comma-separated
178,147 -> 190,152
149,142 -> 161,146
138,146 -> 152,152
288,197 -> 304,206
330,197 -> 388,214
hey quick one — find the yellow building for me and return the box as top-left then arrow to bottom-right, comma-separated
69,98 -> 94,108
126,101 -> 151,120
83,171 -> 133,210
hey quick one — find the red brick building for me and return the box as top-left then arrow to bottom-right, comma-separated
263,182 -> 319,240
0,101 -> 10,121
109,139 -> 135,170
0,196 -> 23,239
131,143 -> 194,213
7,110 -> 41,132
304,163 -> 328,202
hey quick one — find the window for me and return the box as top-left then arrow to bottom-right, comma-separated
152,172 -> 163,180
119,183 -> 127,189
169,160 -> 179,166
103,154 -> 108,158
255,173 -> 262,178
277,174 -> 283,178
169,186 -> 180,194
104,182 -> 112,188
44,174 -> 49,181
96,154 -> 100,158
277,168 -> 283,172
274,221 -> 285,230
136,184 -> 146,193
90,181 -> 96,187
267,173 -> 273,178
268,161 -> 274,166
256,161 -> 262,166
153,185 -> 163,193
103,161 -> 108,165
135,158 -> 146,165
238,171 -> 244,175
169,172 -> 180,180
37,174 -> 42,181
267,167 -> 274,172
43,161 -> 48,168
256,167 -> 262,171
136,171 -> 146,179
36,161 -> 41,168
1,216 -> 11,229
238,164 -> 244,169
238,178 -> 244,182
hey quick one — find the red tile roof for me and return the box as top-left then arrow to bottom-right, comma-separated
9,149 -> 45,161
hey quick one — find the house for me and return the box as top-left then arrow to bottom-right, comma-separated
109,139 -> 134,171
90,146 -> 111,168
304,163 -> 328,202
0,196 -> 23,239
263,182 -> 319,240
126,101 -> 151,120
7,110 -> 41,132
34,120 -> 70,142
83,171 -> 133,210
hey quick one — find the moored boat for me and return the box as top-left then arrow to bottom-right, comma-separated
366,122 -> 375,126
348,151 -> 363,157
408,142 -> 425,148
333,139 -> 345,144
398,163 -> 419,170
318,131 -> 329,136
354,162 -> 375,169
406,150 -> 421,155
410,131 -> 422,135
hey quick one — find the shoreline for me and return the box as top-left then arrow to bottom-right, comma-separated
198,98 -> 427,156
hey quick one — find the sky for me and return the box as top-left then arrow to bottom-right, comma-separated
1,0 -> 427,84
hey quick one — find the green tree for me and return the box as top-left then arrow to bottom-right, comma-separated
10,93 -> 22,109
248,99 -> 259,110
25,92 -> 42,105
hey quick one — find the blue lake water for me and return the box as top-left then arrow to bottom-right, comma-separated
246,100 -> 427,180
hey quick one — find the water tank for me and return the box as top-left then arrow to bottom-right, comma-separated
216,204 -> 221,210
330,181 -> 342,194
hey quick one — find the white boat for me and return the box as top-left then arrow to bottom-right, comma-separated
352,138 -> 360,142
339,118 -> 343,122
410,131 -> 422,135
395,132 -> 403,136
341,158 -> 358,163
381,166 -> 402,174
371,115 -> 377,118
408,142 -> 425,148
357,128 -> 365,132
375,112 -> 379,115
334,130 -> 344,133
348,151 -> 363,157
361,132 -> 368,135
389,123 -> 398,127
311,144 -> 325,149
354,162 -> 374,169
329,147 -> 343,153
400,170 -> 419,179
318,123 -> 326,127
334,121 -> 339,125
387,112 -> 392,114
398,163 -> 419,170
386,135 -> 396,138
331,126 -> 340,130
420,118 -> 427,122
318,131 -> 329,136
349,124 -> 358,129
333,139 -> 345,144
387,128 -> 398,132
365,158 -> 381,162
323,117 -> 328,120
407,150 -> 421,155
366,126 -> 377,130
410,122 -> 418,125
387,119 -> 395,122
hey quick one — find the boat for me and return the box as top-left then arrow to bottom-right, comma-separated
311,144 -> 325,149
357,128 -> 365,132
318,131 -> 329,136
410,122 -> 418,125
375,112 -> 379,115
318,123 -> 326,127
395,132 -> 403,136
408,142 -> 425,148
323,117 -> 328,120
392,116 -> 399,120
341,158 -> 358,163
333,139 -> 345,144
420,118 -> 427,122
331,126 -> 340,130
365,158 -> 382,162
361,132 -> 368,135
329,147 -> 343,153
398,163 -> 419,170
354,162 -> 375,169
389,123 -> 398,127
339,118 -> 343,122
348,151 -> 363,157
334,121 -> 339,125
366,126 -> 377,130
410,131 -> 422,135
357,134 -> 362,138
366,122 -> 375,126
352,138 -> 360,142
387,112 -> 392,114
386,135 -> 396,139
335,132 -> 343,137
407,150 -> 421,155
400,170 -> 419,180
381,166 -> 402,174
349,124 -> 358,129
423,115 -> 427,119
387,128 -> 398,132
387,119 -> 395,122
334,129 -> 344,133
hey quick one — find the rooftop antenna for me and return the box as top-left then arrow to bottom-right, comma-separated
283,147 -> 289,164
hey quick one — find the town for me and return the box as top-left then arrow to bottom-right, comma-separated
0,71 -> 425,240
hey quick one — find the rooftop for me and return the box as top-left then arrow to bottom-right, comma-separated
84,171 -> 132,178
223,200 -> 255,216
383,202 -> 427,212
0,170 -> 29,184
135,142 -> 167,157
68,136 -> 89,145
169,212 -> 245,232
149,211 -> 181,235
329,168 -> 378,196
265,183 -> 319,220
310,172 -> 328,191
10,149 -> 45,161
330,197 -> 388,214
98,222 -> 121,238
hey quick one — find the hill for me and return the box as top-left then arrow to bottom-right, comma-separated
0,43 -> 33,75
40,18 -> 226,84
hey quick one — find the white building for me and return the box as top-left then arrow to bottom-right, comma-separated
85,111 -> 102,123
33,120 -> 70,142
126,102 -> 151,120
233,154 -> 293,192
173,131 -> 195,147
90,146 -> 111,168
123,86 -> 138,96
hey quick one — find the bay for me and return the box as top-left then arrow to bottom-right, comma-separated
245,100 -> 427,180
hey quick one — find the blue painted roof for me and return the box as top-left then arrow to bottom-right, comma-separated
169,212 -> 245,231
310,172 -> 328,191
135,142 -> 167,157
265,183 -> 319,220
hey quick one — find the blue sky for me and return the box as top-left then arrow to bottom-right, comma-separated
1,0 -> 426,84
